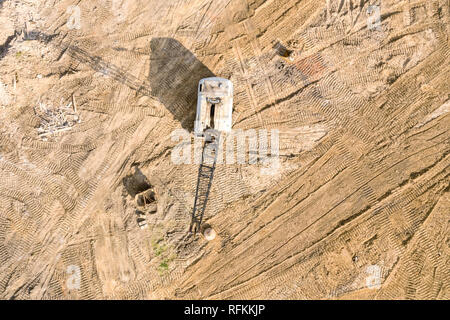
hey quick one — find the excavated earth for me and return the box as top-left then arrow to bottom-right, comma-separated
0,0 -> 449,299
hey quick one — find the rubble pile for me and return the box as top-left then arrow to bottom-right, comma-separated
35,97 -> 80,140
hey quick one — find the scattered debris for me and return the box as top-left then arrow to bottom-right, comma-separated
135,188 -> 157,214
34,97 -> 80,140
17,23 -> 55,43
136,210 -> 148,229
273,41 -> 294,61
134,186 -> 157,229
72,93 -> 77,113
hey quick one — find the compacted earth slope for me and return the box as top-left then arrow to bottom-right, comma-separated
0,0 -> 448,299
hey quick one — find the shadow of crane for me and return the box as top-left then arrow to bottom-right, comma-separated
149,37 -> 215,132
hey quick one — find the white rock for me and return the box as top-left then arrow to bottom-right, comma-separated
203,227 -> 216,241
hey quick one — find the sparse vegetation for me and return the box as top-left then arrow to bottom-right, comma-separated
151,231 -> 176,275
158,260 -> 169,272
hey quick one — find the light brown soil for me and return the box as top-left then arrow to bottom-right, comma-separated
0,0 -> 448,299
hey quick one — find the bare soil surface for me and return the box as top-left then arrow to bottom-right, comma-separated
0,0 -> 448,299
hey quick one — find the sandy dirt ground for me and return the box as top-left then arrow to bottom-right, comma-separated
0,0 -> 449,299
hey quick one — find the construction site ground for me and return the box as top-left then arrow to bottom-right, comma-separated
0,0 -> 449,299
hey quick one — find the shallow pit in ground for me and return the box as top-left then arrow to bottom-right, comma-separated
122,167 -> 152,198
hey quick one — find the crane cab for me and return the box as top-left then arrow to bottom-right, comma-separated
194,77 -> 233,136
